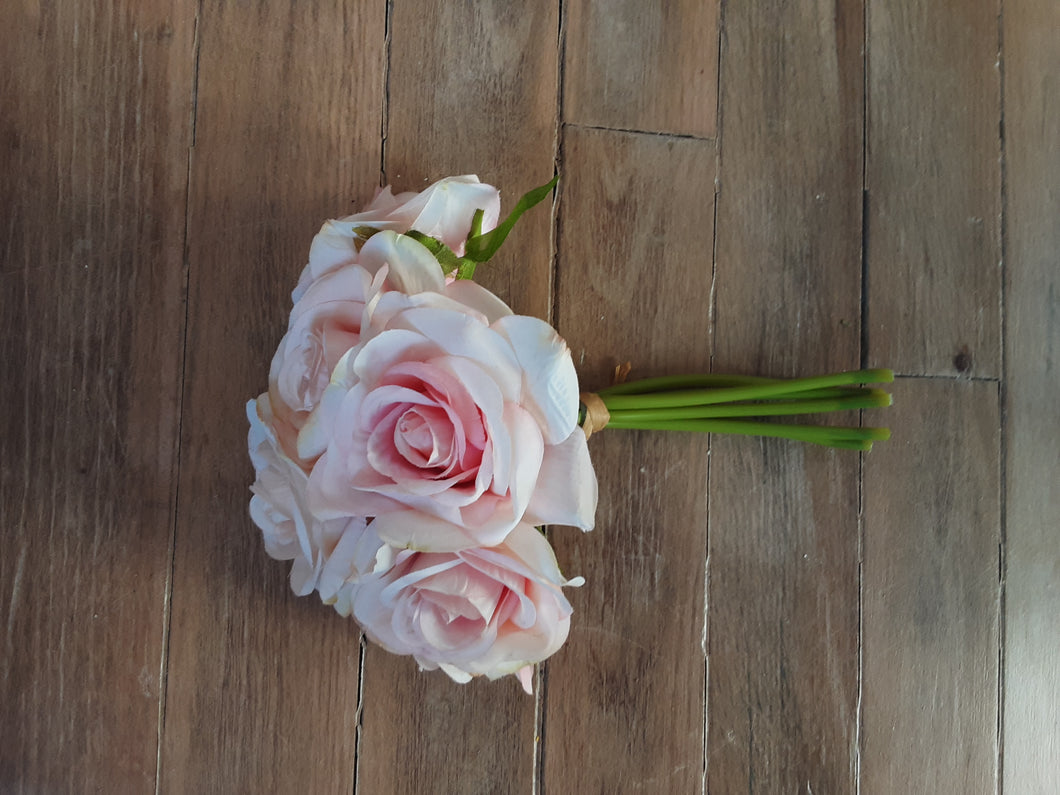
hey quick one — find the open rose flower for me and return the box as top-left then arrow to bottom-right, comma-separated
248,173 -> 604,689
339,521 -> 583,692
247,395 -> 380,598
298,231 -> 598,552
293,175 -> 500,301
267,264 -> 381,464
271,175 -> 502,462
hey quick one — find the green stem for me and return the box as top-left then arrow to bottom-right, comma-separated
601,378 -> 875,402
598,368 -> 893,398
603,417 -> 891,449
600,369 -> 894,411
598,373 -> 782,396
607,390 -> 892,422
765,387 -> 885,400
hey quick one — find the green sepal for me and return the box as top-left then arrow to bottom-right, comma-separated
352,225 -> 383,240
463,174 -> 559,262
455,259 -> 478,280
404,230 -> 462,272
470,208 -> 485,240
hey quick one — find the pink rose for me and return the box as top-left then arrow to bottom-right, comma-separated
293,175 -> 501,301
270,219 -> 485,464
342,522 -> 583,692
247,396 -> 380,598
268,264 -> 381,463
299,233 -> 598,552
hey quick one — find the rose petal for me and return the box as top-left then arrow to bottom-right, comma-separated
492,314 -> 579,444
358,230 -> 447,294
437,663 -> 474,684
517,665 -> 534,694
444,279 -> 514,324
352,328 -> 442,388
523,429 -> 598,531
307,447 -> 407,520
398,176 -> 501,252
316,517 -> 381,601
495,403 -> 545,529
390,307 -> 522,398
369,510 -> 483,553
297,220 -> 360,297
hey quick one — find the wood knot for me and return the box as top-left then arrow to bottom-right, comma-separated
953,347 -> 972,374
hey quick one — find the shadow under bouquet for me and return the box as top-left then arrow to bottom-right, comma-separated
247,175 -> 892,693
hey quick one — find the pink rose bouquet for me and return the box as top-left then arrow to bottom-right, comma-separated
248,174 -> 892,691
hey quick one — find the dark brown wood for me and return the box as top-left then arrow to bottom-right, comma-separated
866,0 -> 1002,377
354,3 -> 560,793
563,0 -> 720,138
862,378 -> 1001,791
707,0 -> 864,790
0,1 -> 194,790
1001,0 -> 1060,785
159,3 -> 384,792
543,126 -> 714,793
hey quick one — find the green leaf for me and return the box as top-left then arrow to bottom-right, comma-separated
463,174 -> 559,262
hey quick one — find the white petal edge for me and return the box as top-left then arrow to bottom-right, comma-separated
523,429 -> 598,532
492,314 -> 579,445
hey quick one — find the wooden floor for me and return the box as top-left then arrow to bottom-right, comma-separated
2,1 -> 1057,792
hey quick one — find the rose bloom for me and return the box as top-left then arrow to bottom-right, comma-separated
338,522 -> 583,692
247,395 -> 380,599
268,175 -> 501,464
293,175 -> 501,301
298,231 -> 598,552
267,264 -> 380,464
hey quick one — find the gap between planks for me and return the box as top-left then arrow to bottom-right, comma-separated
155,4 -> 204,793
563,121 -> 717,144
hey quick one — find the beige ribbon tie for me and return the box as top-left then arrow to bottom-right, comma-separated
579,392 -> 610,440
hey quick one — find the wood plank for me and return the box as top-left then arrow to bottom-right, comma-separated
158,3 -> 384,791
354,3 -> 559,793
708,442 -> 860,792
0,1 -> 194,790
543,126 -> 714,793
862,378 -> 1000,791
382,1 -> 559,321
865,0 -> 1002,376
562,0 -> 720,138
707,0 -> 864,790
1001,0 -> 1060,787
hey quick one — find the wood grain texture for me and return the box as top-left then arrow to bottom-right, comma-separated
354,3 -> 559,793
3,0 -> 1048,790
543,127 -> 714,793
713,0 -> 863,376
866,0 -> 1002,377
0,1 -> 193,791
159,3 -> 384,792
1001,0 -> 1060,787
562,0 -> 720,138
862,378 -> 1001,792
383,0 -> 559,321
708,441 -> 860,792
707,1 -> 863,790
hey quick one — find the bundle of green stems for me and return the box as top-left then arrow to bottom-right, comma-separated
594,369 -> 894,452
